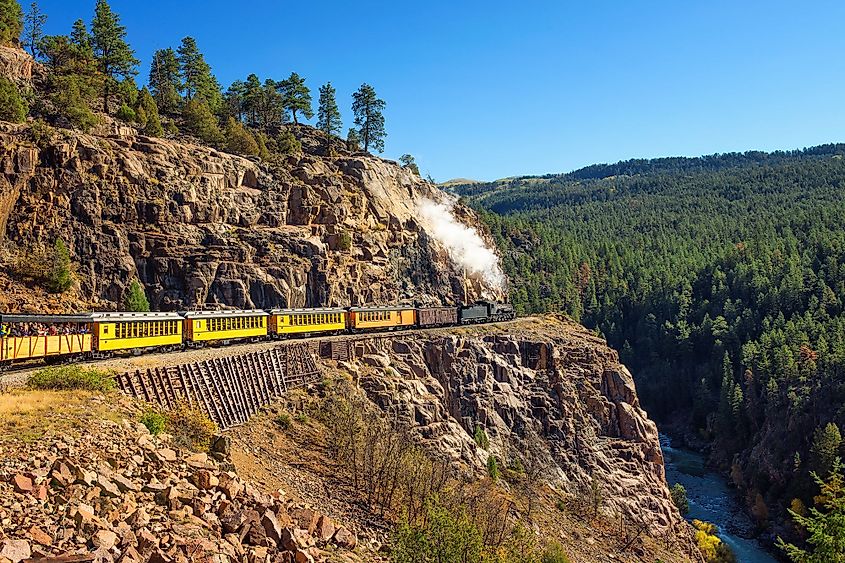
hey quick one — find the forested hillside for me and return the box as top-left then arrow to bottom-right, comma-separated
456,145 -> 845,540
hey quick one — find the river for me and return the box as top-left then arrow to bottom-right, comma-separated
660,435 -> 777,563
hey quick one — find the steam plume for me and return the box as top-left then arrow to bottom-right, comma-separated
416,198 -> 506,292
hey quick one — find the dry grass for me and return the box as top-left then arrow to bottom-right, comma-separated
0,389 -> 116,443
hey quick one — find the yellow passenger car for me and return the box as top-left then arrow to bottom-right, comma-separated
269,308 -> 347,337
348,306 -> 416,331
0,314 -> 92,362
182,310 -> 268,344
91,312 -> 183,353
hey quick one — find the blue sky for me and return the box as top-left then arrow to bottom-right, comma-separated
33,1 -> 845,181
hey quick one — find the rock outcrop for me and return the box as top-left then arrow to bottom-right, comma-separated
0,47 -> 32,84
0,121 -> 502,312
347,316 -> 683,532
0,411 -> 363,563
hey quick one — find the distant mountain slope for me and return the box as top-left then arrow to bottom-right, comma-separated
454,143 -> 845,212
463,144 -> 845,547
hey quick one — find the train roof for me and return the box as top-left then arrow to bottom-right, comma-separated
348,305 -> 415,312
269,308 -> 346,314
0,313 -> 93,324
90,312 -> 183,322
180,309 -> 268,319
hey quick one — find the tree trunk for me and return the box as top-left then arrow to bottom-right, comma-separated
292,110 -> 298,125
103,83 -> 109,114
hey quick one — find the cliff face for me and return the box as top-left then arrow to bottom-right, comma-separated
0,121 -> 502,312
348,317 -> 685,534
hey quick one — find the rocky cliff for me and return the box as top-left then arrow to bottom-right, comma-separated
0,119 -> 502,312
340,317 -> 694,554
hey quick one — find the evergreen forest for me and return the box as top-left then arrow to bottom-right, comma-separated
455,146 -> 845,535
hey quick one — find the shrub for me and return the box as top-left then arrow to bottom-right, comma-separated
0,77 -> 27,123
473,424 -> 489,449
28,365 -> 115,392
276,127 -> 301,155
224,117 -> 259,155
255,131 -> 271,160
541,543 -> 571,563
52,76 -> 99,132
165,403 -> 217,452
392,496 -> 484,563
140,410 -> 166,435
275,413 -> 291,429
337,231 -> 352,251
671,482 -> 689,515
136,87 -> 164,136
294,412 -> 308,424
124,279 -> 150,312
693,520 -> 736,563
116,102 -> 136,123
0,0 -> 23,46
183,97 -> 222,145
486,454 -> 499,480
46,238 -> 73,293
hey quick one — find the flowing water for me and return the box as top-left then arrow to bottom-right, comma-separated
660,435 -> 777,563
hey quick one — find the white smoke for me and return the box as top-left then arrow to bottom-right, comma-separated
416,198 -> 506,291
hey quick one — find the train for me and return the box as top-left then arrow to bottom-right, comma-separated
0,301 -> 515,366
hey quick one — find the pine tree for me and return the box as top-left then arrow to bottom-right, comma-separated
47,238 -> 73,293
399,154 -> 420,176
21,1 -> 45,57
346,128 -> 360,151
0,77 -> 26,122
124,279 -> 150,312
777,459 -> 845,562
259,78 -> 284,128
183,97 -> 222,144
176,37 -> 221,111
223,80 -> 246,122
351,83 -> 386,153
0,0 -> 22,46
242,74 -> 261,125
38,31 -> 100,131
279,72 -> 312,124
223,117 -> 259,156
136,87 -> 163,136
810,423 -> 842,477
70,18 -> 89,48
148,48 -> 180,114
316,82 -> 341,149
90,0 -> 138,113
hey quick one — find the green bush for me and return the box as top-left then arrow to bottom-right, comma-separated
0,0 -> 23,46
124,279 -> 150,312
541,543 -> 571,563
275,413 -> 291,429
140,410 -> 166,435
392,496 -> 484,563
165,403 -> 217,452
46,238 -> 73,293
276,127 -> 301,155
183,97 -> 222,145
338,231 -> 352,252
224,117 -> 259,155
0,77 -> 27,123
474,424 -> 489,449
28,365 -> 115,392
52,76 -> 99,132
294,412 -> 308,424
116,102 -> 136,123
671,482 -> 689,515
486,454 -> 499,480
